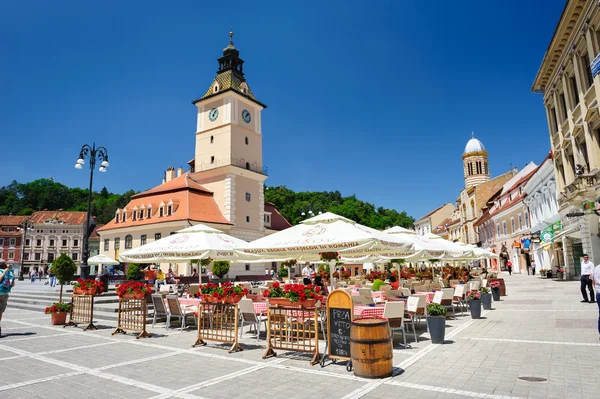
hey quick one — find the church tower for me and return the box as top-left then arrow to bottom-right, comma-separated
190,29 -> 268,241
463,133 -> 490,188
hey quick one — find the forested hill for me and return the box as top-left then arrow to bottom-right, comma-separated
0,179 -> 136,224
0,179 -> 415,229
264,185 -> 414,228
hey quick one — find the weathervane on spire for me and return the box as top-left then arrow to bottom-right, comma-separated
229,26 -> 234,44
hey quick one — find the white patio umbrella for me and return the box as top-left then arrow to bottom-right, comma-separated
119,223 -> 249,263
236,212 -> 416,287
416,233 -> 473,259
87,254 -> 121,265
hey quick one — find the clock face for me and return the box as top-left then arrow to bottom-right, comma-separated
241,109 -> 251,123
209,108 -> 219,122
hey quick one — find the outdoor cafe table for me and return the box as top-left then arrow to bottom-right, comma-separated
177,298 -> 265,315
415,292 -> 435,304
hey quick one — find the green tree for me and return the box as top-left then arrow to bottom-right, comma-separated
126,264 -> 142,280
50,254 -> 77,303
212,261 -> 230,278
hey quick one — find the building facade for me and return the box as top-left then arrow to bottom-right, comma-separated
98,31 -> 291,277
532,0 -> 600,277
522,153 -> 562,274
483,163 -> 538,273
414,203 -> 455,236
21,211 -> 87,275
0,216 -> 27,273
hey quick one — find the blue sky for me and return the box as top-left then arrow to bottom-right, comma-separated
1,0 -> 566,219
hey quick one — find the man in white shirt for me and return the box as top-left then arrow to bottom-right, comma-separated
591,263 -> 600,340
580,254 -> 595,303
302,262 -> 312,285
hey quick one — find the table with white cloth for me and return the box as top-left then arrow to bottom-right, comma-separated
415,292 -> 435,304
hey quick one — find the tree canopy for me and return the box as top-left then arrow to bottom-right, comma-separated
0,179 -> 136,224
264,185 -> 414,228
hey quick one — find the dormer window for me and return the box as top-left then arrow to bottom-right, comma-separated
159,207 -> 164,217
167,205 -> 172,216
132,210 -> 137,221
147,207 -> 152,218
121,212 -> 126,222
213,84 -> 219,93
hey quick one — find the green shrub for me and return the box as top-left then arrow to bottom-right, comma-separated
212,261 -> 230,278
126,263 -> 142,280
50,254 -> 77,303
427,303 -> 447,317
279,266 -> 289,278
372,279 -> 385,291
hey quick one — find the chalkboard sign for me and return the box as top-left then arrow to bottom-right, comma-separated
328,307 -> 351,358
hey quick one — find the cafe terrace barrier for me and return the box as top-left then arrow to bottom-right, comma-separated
65,294 -> 97,331
112,298 -> 151,339
263,304 -> 320,365
192,302 -> 242,353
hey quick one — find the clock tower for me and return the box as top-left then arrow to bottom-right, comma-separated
190,29 -> 268,241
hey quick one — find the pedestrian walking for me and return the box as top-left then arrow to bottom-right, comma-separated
506,261 -> 512,276
48,268 -> 56,287
591,262 -> 600,341
0,260 -> 16,338
531,260 -> 536,276
29,268 -> 36,283
580,254 -> 595,303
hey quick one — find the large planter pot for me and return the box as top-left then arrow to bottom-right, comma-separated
426,316 -> 446,344
50,311 -> 68,325
491,287 -> 500,301
556,272 -> 564,280
546,271 -> 553,278
481,293 -> 492,310
468,299 -> 482,319
74,287 -> 98,295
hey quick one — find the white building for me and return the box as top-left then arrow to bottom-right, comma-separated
522,153 -> 562,275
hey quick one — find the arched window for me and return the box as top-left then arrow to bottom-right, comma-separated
210,136 -> 214,144
125,235 -> 133,249
245,137 -> 248,145
246,162 -> 250,170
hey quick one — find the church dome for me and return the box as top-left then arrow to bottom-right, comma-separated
464,135 -> 486,154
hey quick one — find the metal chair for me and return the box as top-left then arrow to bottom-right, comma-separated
238,298 -> 267,341
165,295 -> 197,331
151,294 -> 169,329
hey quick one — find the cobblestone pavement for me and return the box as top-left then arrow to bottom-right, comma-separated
0,273 -> 598,398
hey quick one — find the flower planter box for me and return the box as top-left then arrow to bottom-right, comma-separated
426,316 -> 446,344
121,292 -> 147,300
51,312 -> 68,325
74,287 -> 98,295
268,297 -> 316,308
556,272 -> 564,280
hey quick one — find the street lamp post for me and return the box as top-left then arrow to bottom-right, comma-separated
18,218 -> 33,281
75,143 -> 109,279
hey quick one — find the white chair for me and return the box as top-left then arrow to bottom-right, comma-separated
238,298 -> 267,342
481,279 -> 488,288
357,288 -> 374,305
453,284 -> 466,314
470,281 -> 481,291
405,296 -> 421,342
165,295 -> 197,331
383,301 -> 409,348
400,287 -> 411,297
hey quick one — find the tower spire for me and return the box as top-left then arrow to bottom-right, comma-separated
471,131 -> 475,139
229,26 -> 234,45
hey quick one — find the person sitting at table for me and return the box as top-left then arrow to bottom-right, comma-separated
191,268 -> 199,277
155,269 -> 166,289
302,262 -> 312,285
166,268 -> 177,284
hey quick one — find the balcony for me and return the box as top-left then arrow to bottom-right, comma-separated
559,168 -> 600,207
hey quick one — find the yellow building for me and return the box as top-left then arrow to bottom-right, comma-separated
414,203 -> 455,236
98,31 -> 291,277
532,0 -> 600,276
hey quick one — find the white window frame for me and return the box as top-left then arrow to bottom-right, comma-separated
518,214 -> 523,231
510,217 -> 515,234
9,238 -> 16,247
502,221 -> 507,236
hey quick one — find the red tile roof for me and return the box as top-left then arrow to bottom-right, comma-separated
89,224 -> 104,240
433,217 -> 460,233
133,173 -> 212,199
28,211 -> 88,225
0,216 -> 28,227
265,202 -> 292,231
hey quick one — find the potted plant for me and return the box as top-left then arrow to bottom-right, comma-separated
466,290 -> 482,319
480,287 -> 492,310
555,266 -> 565,280
126,263 -> 142,281
262,281 -> 323,307
212,261 -> 230,279
539,268 -> 546,277
115,281 -> 152,299
545,268 -> 553,278
44,302 -> 72,325
49,254 -> 77,304
73,278 -> 105,295
197,282 -> 248,303
426,303 -> 447,344
489,280 -> 501,301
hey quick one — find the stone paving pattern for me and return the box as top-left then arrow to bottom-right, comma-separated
0,273 -> 598,398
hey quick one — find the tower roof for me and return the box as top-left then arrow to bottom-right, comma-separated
192,28 -> 266,108
464,132 -> 486,154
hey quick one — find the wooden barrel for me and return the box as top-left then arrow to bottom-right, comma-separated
350,318 -> 393,378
